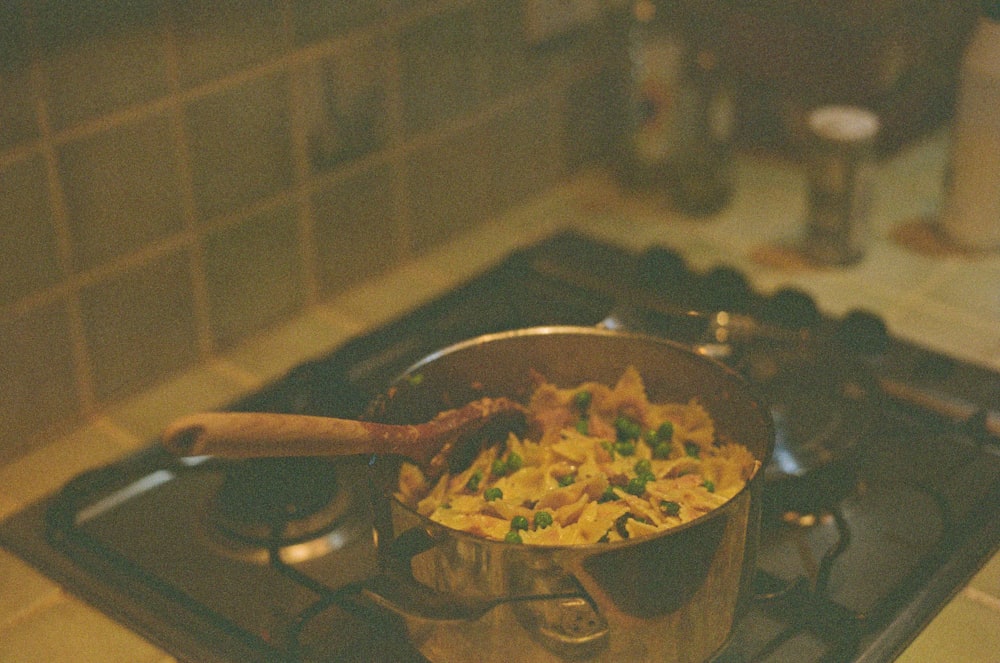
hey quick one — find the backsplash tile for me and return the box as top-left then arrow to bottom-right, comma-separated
0,8 -> 38,152
290,0 -> 384,47
0,0 -> 609,461
204,203 -> 305,348
80,250 -> 199,404
34,0 -> 169,131
300,36 -> 389,174
58,113 -> 185,271
185,71 -> 295,220
311,165 -> 401,295
486,97 -> 563,212
169,0 -> 289,89
0,154 -> 61,306
0,303 -> 78,464
398,6 -> 482,136
405,121 -> 497,253
478,3 -> 540,101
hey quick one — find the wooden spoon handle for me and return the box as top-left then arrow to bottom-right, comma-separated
161,411 -> 425,460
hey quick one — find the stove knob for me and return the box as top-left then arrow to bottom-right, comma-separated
637,247 -> 690,296
961,409 -> 994,444
759,288 -> 821,329
912,352 -> 956,382
835,309 -> 889,355
698,266 -> 752,312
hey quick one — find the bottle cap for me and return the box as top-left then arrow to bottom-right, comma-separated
807,106 -> 880,146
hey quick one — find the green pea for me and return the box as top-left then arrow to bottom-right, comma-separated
634,459 -> 653,478
684,442 -> 700,458
625,476 -> 648,496
656,421 -> 674,442
614,513 -> 634,539
598,485 -> 619,503
660,500 -> 681,517
483,487 -> 503,501
615,416 -> 641,442
504,530 -> 523,544
506,452 -> 523,472
653,441 -> 672,459
575,418 -> 589,435
466,470 -> 483,492
615,440 -> 636,457
573,390 -> 592,412
511,515 -> 530,531
702,479 -> 715,493
491,459 -> 508,477
557,474 -> 576,487
534,511 -> 554,529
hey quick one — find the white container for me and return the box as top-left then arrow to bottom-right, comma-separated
939,3 -> 1000,250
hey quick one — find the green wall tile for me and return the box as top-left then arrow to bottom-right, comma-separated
0,154 -> 61,306
398,6 -> 481,136
80,250 -> 199,404
35,0 -> 168,130
59,113 -> 185,271
186,72 -> 295,220
0,303 -> 79,463
204,203 -> 305,348
311,165 -> 400,295
301,37 -> 389,173
171,0 -> 289,88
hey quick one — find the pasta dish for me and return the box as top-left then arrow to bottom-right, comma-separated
395,366 -> 758,545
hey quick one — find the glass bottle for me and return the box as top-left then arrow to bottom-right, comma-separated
616,0 -> 735,216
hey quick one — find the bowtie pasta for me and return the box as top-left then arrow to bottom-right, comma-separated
395,366 -> 759,545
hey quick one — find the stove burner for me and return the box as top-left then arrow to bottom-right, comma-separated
205,458 -> 357,563
742,346 -> 878,515
4,233 -> 999,663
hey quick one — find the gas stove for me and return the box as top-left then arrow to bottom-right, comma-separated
2,232 -> 999,662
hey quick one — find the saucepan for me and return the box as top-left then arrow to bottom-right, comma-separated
353,326 -> 774,663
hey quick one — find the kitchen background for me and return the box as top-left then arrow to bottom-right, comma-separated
0,0 -> 980,465
3,2 -> 1000,661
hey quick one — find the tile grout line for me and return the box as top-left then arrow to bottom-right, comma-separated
161,5 -> 215,361
284,0 -> 321,307
1,37 -> 591,322
23,5 -> 98,419
380,8 -> 414,258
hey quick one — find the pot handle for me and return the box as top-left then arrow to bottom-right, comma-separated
600,304 -> 806,359
353,526 -> 585,624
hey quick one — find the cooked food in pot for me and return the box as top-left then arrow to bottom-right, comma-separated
395,366 -> 759,545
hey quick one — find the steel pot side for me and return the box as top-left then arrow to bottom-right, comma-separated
359,327 -> 775,663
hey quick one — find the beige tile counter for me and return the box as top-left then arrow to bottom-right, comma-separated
2,132 -> 999,661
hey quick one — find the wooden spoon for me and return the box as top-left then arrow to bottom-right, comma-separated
161,397 -> 528,478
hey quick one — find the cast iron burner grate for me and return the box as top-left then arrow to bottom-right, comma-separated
2,232 -> 998,663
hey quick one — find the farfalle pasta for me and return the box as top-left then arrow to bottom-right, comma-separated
395,366 -> 759,545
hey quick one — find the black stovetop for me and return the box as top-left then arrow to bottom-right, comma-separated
2,232 -> 999,663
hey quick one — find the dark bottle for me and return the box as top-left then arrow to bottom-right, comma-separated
615,0 -> 735,216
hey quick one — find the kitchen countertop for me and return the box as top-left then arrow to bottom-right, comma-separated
2,130 -> 999,662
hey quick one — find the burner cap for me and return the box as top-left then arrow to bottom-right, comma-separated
744,349 -> 878,514
206,458 -> 353,555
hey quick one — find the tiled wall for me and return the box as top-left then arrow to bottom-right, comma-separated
0,0 -> 615,463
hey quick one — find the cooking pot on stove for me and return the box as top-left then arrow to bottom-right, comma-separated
357,326 -> 774,663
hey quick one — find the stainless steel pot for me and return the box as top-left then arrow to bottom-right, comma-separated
357,326 -> 774,663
